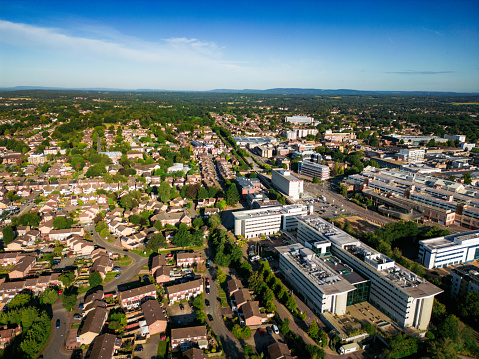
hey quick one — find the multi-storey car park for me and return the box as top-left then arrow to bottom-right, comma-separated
278,215 -> 442,331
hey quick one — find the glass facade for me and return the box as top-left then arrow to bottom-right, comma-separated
347,281 -> 371,306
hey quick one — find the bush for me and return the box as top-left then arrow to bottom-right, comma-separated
232,324 -> 252,339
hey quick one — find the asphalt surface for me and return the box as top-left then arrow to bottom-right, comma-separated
204,266 -> 244,359
304,181 -> 395,226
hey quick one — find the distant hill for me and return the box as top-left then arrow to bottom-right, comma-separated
0,86 -> 477,96
207,88 -> 478,96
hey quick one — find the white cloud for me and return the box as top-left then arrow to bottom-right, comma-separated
0,20 -> 231,69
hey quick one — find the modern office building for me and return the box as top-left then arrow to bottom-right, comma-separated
397,149 -> 425,163
298,161 -> 330,180
418,231 -> 479,269
284,115 -> 314,124
233,205 -> 310,239
450,265 -> 479,298
271,169 -> 304,200
277,244 -> 360,315
292,215 -> 442,330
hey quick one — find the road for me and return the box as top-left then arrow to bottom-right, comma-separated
204,265 -> 243,359
40,225 -> 146,359
304,181 -> 395,226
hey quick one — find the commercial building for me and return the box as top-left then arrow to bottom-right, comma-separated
284,116 -> 314,124
236,177 -> 261,198
444,134 -> 466,143
277,243 -> 359,316
271,169 -> 304,200
233,205 -> 310,239
298,161 -> 330,180
450,265 -> 479,298
291,215 -> 442,330
418,231 -> 479,269
397,149 -> 425,163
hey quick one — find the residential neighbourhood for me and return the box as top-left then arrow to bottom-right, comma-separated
0,92 -> 477,359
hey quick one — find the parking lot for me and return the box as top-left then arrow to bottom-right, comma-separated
244,327 -> 284,354
167,302 -> 197,326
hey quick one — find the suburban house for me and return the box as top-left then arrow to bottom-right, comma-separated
66,236 -> 95,257
78,306 -> 108,345
167,279 -> 203,304
176,253 -> 204,267
268,342 -> 294,359
152,211 -> 192,227
119,284 -> 157,310
240,301 -> 263,327
171,325 -> 208,351
227,279 -> 242,297
9,255 -> 36,279
232,289 -> 251,310
150,255 -> 171,284
0,325 -> 22,349
88,333 -> 121,359
141,299 -> 167,336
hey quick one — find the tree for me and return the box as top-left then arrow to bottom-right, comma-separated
108,311 -> 127,333
459,291 -> 479,327
197,187 -> 209,199
39,288 -> 58,306
120,195 -> 134,211
243,344 -> 254,357
232,324 -> 252,339
2,226 -> 15,245
61,288 -> 78,312
226,184 -> 240,206
312,176 -> 320,184
308,320 -> 320,340
89,272 -> 103,288
217,200 -> 227,210
53,216 -> 73,230
159,181 -> 171,203
279,318 -> 290,335
423,338 -> 458,359
59,272 -> 75,287
217,268 -> 227,284
147,233 -> 166,251
463,172 -> 472,185
285,295 -> 297,312
8,293 -> 32,309
208,214 -> 221,230
173,223 -> 191,247
306,345 -> 325,359
192,217 -> 204,229
382,333 -> 418,359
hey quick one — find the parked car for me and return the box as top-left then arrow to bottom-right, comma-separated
160,334 -> 167,341
205,299 -> 210,307
56,319 -> 60,329
272,324 -> 279,334
207,314 -> 213,321
267,326 -> 272,335
73,314 -> 82,320
135,345 -> 143,352
179,304 -> 184,310
115,273 -> 122,278
206,287 -> 210,294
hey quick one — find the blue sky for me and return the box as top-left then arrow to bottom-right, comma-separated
0,0 -> 478,92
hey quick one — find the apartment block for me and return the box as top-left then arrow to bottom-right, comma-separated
171,325 -> 207,351
167,279 -> 203,304
119,284 -> 156,310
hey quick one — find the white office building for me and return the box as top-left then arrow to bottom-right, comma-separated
278,244 -> 358,316
397,149 -> 425,163
418,231 -> 479,269
233,205 -> 310,239
284,115 -> 314,124
450,265 -> 479,298
271,169 -> 304,200
298,161 -> 330,180
293,215 -> 442,330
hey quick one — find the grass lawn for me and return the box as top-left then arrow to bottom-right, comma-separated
218,285 -> 229,308
157,340 -> 168,359
103,272 -> 117,284
131,249 -> 155,257
114,256 -> 132,266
